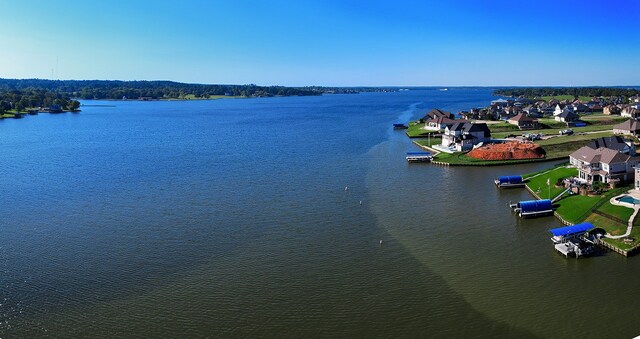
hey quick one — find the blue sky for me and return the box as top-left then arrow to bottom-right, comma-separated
0,0 -> 638,86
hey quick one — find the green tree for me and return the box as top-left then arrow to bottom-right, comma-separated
67,99 -> 80,111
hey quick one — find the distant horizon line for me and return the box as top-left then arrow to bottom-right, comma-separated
1,78 -> 638,88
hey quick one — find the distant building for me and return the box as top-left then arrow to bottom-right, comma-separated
613,119 -> 640,136
555,111 -> 580,123
603,104 -> 621,115
420,108 -> 455,123
49,104 -> 63,113
491,98 -> 510,107
621,107 -> 640,119
586,135 -> 635,156
508,113 -> 539,130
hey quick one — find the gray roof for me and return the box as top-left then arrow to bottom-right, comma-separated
446,122 -> 491,137
586,136 -> 629,152
614,119 -> 640,131
571,146 -> 632,165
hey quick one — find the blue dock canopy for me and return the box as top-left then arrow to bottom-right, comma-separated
406,151 -> 431,155
498,175 -> 523,184
550,222 -> 594,237
518,199 -> 553,213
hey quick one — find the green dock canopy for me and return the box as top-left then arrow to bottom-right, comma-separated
550,222 -> 594,237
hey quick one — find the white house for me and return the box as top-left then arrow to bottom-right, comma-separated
441,122 -> 491,152
554,104 -> 575,116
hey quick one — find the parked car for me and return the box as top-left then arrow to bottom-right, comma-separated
559,129 -> 573,135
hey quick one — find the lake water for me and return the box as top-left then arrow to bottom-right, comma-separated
1,89 -> 640,337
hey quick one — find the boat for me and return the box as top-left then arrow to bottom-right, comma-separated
393,123 -> 408,130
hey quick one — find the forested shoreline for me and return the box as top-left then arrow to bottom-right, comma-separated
494,87 -> 640,99
0,78 -> 321,101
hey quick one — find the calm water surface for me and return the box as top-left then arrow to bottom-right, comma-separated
1,89 -> 639,337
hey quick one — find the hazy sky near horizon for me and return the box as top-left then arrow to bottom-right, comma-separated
0,0 -> 638,86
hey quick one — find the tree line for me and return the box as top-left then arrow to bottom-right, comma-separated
494,87 -> 640,99
0,87 -> 80,113
0,78 -> 321,100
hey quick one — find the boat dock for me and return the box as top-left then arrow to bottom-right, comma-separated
406,151 -> 432,163
494,175 -> 525,188
549,223 -> 595,258
510,199 -> 553,218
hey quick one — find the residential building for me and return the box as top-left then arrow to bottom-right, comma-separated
508,113 -> 539,130
570,146 -> 639,184
424,116 -> 460,131
441,122 -> 491,152
613,119 -> 640,136
586,136 -> 635,155
554,104 -> 574,116
555,110 -> 580,123
420,108 -> 454,123
621,107 -> 640,119
604,104 -> 621,115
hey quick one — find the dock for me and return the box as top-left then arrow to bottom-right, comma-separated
406,151 -> 432,163
494,175 -> 525,188
550,223 -> 595,258
510,199 -> 553,218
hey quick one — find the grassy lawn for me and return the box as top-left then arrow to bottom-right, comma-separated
553,186 -> 632,224
414,137 -> 441,148
596,201 -> 634,221
601,224 -> 640,251
586,214 -> 627,235
525,166 -> 577,200
522,162 -> 569,180
406,121 -> 440,138
535,132 -> 614,159
486,122 -> 520,133
580,114 -> 627,124
555,195 -> 602,224
536,132 -> 613,146
1,113 -> 15,118
492,124 -> 614,139
433,152 -> 548,166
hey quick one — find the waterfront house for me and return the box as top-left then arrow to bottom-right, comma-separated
621,107 -> 640,119
586,135 -> 635,155
49,104 -> 63,113
555,111 -> 580,123
570,146 -> 639,184
441,122 -> 491,152
613,119 -> 640,136
508,113 -> 539,130
491,98 -> 510,107
604,104 -> 622,115
420,108 -> 454,123
424,116 -> 461,131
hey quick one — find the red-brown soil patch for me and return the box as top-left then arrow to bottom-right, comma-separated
467,142 -> 545,160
